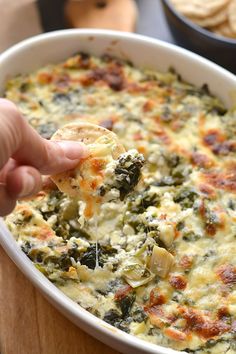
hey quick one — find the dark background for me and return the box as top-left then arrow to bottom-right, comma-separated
37,0 -> 175,44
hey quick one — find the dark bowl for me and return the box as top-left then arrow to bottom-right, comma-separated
161,0 -> 236,74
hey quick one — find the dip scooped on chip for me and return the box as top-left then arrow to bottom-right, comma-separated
50,122 -> 144,217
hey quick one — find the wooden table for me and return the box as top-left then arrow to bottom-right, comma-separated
0,1 -> 174,353
0,246 -> 121,354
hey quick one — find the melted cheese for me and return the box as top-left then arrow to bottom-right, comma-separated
5,53 -> 236,353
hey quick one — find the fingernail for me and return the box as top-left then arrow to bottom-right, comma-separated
55,141 -> 88,160
19,173 -> 35,198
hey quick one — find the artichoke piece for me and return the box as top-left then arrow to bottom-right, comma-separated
126,275 -> 155,288
159,222 -> 175,248
149,246 -> 174,278
62,200 -> 79,220
122,258 -> 154,288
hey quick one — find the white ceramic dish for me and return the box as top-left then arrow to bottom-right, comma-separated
0,29 -> 236,354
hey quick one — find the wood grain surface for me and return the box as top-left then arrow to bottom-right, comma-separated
0,246 -> 121,354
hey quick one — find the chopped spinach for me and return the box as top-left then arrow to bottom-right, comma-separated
28,250 -> 44,263
116,293 -> 136,318
153,175 -> 183,187
202,249 -> 216,261
107,279 -> 126,293
185,83 -> 210,97
53,92 -> 71,103
127,188 -> 160,214
69,227 -> 91,240
56,253 -> 73,271
132,307 -> 148,323
19,81 -> 31,92
160,106 -> 172,123
174,188 -> 199,209
54,222 -> 70,239
37,122 -> 58,139
182,232 -> 201,242
153,163 -> 190,187
103,309 -> 125,329
166,154 -> 181,168
176,221 -> 185,231
80,244 -> 117,270
228,199 -> 236,210
103,310 -> 130,332
80,244 -> 101,269
114,152 -> 145,200
42,253 -> 72,271
28,242 -> 80,272
105,288 -> 137,326
21,241 -> 32,255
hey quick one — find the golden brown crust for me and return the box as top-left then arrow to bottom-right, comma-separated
50,122 -> 125,199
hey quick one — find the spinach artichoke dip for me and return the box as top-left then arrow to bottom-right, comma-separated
4,52 -> 236,353
50,121 -> 145,217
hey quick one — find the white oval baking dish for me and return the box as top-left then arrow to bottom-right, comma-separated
0,29 -> 236,354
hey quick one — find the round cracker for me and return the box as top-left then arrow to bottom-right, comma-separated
171,0 -> 230,19
63,113 -> 100,124
228,0 -> 236,34
64,113 -> 115,130
188,6 -> 228,28
51,121 -> 124,156
50,122 -> 125,197
212,20 -> 236,38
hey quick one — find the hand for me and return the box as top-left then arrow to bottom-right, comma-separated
0,99 -> 87,216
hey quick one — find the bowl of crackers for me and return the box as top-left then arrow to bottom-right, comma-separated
161,0 -> 236,73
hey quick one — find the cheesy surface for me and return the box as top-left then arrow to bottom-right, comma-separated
50,121 -> 144,218
5,53 -> 236,353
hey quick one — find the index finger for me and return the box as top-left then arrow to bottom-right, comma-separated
0,99 -> 87,175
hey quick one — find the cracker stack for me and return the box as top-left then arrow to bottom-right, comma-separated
171,0 -> 236,39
